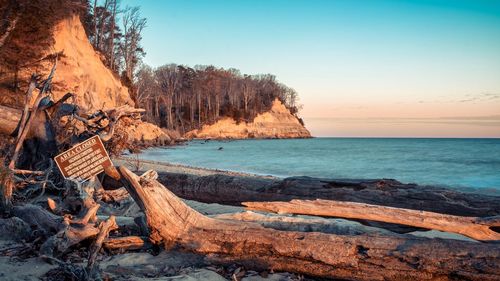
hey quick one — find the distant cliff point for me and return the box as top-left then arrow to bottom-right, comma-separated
185,98 -> 311,139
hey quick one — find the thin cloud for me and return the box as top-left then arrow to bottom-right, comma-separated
458,92 -> 500,103
305,115 -> 500,127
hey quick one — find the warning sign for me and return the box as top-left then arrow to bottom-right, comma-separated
54,135 -> 113,181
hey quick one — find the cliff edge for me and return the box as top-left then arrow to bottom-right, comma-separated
185,99 -> 311,139
48,15 -> 168,145
50,15 -> 132,111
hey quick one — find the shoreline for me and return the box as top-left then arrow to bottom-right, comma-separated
115,154 -> 500,196
114,156 -> 278,179
113,156 -> 492,243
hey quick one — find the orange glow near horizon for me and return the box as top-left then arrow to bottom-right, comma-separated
301,99 -> 500,138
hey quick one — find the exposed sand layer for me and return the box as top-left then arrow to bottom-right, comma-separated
49,15 -> 132,112
185,99 -> 311,139
48,15 -> 169,145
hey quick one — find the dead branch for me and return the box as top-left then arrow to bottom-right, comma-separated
9,59 -> 57,170
243,199 -> 500,242
103,235 -> 150,251
72,204 -> 100,226
15,75 -> 38,142
87,216 -> 118,276
40,223 -> 100,257
96,105 -> 145,142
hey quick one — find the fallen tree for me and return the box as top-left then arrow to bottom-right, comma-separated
243,199 -> 500,241
119,166 -> 500,281
156,172 -> 500,218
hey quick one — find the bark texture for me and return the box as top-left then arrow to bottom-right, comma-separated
244,199 -> 500,241
157,172 -> 500,217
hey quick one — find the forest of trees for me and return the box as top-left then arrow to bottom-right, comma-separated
0,0 -> 303,133
135,64 -> 302,133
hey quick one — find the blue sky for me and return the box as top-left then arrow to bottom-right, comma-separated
121,0 -> 500,137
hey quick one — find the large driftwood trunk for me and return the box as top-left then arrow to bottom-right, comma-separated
157,172 -> 500,217
244,199 -> 500,241
120,167 -> 500,281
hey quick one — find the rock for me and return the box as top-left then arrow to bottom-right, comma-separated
185,99 -> 311,139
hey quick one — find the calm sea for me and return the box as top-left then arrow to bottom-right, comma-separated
138,138 -> 500,195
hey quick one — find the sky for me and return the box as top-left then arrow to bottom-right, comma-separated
122,0 -> 500,137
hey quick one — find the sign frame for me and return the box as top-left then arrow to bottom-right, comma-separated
54,135 -> 113,182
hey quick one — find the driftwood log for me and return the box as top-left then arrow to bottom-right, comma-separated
103,236 -> 151,251
213,211 -> 392,236
244,199 -> 500,241
119,166 -> 500,281
157,172 -> 500,218
86,216 -> 118,276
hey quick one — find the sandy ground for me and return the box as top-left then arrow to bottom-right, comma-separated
114,157 -> 276,179
0,238 -> 297,281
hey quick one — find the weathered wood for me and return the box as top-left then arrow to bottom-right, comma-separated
9,60 -> 58,170
0,217 -> 32,241
40,223 -> 100,257
103,236 -> 150,251
72,204 -> 100,225
15,75 -> 37,142
12,204 -> 62,234
120,167 -> 500,281
87,216 -> 118,275
244,199 -> 500,242
157,172 -> 500,218
97,105 -> 145,141
214,211 -> 391,235
0,167 -> 14,212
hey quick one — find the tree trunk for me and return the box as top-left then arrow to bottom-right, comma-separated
119,166 -> 500,281
167,97 -> 173,129
244,199 -> 500,241
108,0 -> 117,70
92,0 -> 98,46
197,91 -> 201,126
156,172 -> 500,218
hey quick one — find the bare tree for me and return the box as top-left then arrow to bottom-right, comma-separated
120,6 -> 146,81
155,64 -> 180,129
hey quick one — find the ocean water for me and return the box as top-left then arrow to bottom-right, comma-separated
138,138 -> 500,195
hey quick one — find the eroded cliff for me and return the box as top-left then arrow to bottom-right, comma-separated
185,99 -> 311,139
50,15 -> 132,111
48,15 -> 168,145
